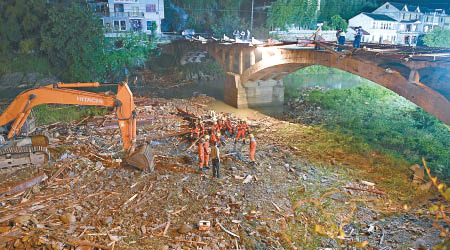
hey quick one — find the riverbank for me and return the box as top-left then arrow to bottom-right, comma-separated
1,95 -> 447,249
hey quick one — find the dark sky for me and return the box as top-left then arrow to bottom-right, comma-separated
377,0 -> 449,10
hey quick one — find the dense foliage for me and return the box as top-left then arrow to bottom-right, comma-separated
0,0 -> 47,53
319,0 -> 377,21
423,27 -> 450,48
284,66 -> 450,181
323,15 -> 348,31
166,0 -> 245,36
41,5 -> 105,82
104,31 -> 158,80
267,0 -> 319,30
307,84 -> 449,180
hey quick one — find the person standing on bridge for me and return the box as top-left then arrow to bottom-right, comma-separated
353,26 -> 363,48
337,29 -> 346,51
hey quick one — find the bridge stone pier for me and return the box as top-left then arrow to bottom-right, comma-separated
224,75 -> 284,108
165,40 -> 450,125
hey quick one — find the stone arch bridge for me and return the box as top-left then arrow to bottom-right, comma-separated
164,40 -> 450,125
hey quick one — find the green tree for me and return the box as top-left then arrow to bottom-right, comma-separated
171,0 -> 244,34
323,15 -> 348,31
318,0 -> 377,21
267,0 -> 291,30
104,31 -> 157,80
212,14 -> 242,37
0,0 -> 47,53
423,27 -> 450,48
40,4 -> 105,82
268,0 -> 319,30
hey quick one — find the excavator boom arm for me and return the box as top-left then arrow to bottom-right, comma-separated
0,83 -> 136,153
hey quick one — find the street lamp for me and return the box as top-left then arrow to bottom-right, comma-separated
251,0 -> 254,32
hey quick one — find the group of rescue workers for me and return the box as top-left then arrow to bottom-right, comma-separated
190,116 -> 256,178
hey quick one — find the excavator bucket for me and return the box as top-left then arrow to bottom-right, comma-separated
125,144 -> 154,172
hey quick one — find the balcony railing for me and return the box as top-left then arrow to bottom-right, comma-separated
96,11 -> 145,18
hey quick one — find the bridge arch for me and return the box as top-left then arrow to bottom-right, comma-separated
230,49 -> 450,125
165,40 -> 450,124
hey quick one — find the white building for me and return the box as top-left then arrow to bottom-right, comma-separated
349,1 -> 450,45
349,13 -> 398,44
91,0 -> 164,36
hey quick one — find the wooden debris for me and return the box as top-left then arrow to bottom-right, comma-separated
216,219 -> 240,239
0,173 -> 48,196
343,186 -> 385,195
163,218 -> 171,236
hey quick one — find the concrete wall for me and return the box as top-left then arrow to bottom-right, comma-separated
224,74 -> 284,108
269,30 -> 338,42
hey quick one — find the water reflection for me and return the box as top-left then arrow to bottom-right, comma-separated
283,73 -> 365,90
0,72 -> 365,119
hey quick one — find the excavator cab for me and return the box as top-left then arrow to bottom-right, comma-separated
0,82 -> 154,172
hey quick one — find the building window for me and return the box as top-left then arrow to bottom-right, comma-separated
114,4 -> 124,12
131,6 -> 139,17
386,4 -> 389,9
146,4 -> 156,12
114,20 -> 120,30
120,20 -> 126,31
147,21 -> 156,31
372,22 -> 376,29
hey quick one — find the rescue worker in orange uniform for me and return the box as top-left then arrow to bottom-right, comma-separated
203,135 -> 211,170
198,120 -> 205,136
210,121 -> 218,134
249,134 -> 256,166
217,117 -> 224,133
216,132 -> 224,146
235,119 -> 250,144
209,121 -> 219,143
209,131 -> 217,144
198,138 -> 205,171
225,118 -> 233,137
190,123 -> 200,142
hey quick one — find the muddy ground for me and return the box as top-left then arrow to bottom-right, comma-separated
0,96 -> 448,250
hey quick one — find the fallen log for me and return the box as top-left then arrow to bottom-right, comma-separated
65,237 -> 111,250
0,173 -> 48,196
142,130 -> 190,142
342,186 -> 385,195
0,228 -> 22,245
0,204 -> 47,223
216,219 -> 240,239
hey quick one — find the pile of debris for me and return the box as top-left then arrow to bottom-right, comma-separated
0,96 -> 447,249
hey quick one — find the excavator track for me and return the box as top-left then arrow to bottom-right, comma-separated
0,146 -> 49,172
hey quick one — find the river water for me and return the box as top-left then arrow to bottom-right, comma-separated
1,72 -> 365,119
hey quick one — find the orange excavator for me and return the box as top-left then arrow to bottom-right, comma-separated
0,82 -> 153,171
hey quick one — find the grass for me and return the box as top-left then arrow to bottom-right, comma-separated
268,73 -> 450,202
0,53 -> 51,77
283,66 -> 449,183
304,84 -> 450,182
33,104 -> 109,125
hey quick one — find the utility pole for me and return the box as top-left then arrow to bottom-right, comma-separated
251,0 -> 254,32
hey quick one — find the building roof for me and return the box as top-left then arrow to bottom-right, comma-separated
363,13 -> 397,22
385,2 -> 438,14
388,2 -> 406,10
399,20 -> 421,23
